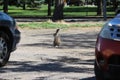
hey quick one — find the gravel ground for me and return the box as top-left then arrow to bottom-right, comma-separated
0,27 -> 101,80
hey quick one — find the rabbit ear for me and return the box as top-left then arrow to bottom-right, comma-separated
57,28 -> 60,31
57,29 -> 60,30
56,29 -> 60,33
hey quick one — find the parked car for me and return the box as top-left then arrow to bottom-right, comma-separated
115,8 -> 120,15
67,0 -> 83,6
94,14 -> 120,80
0,12 -> 20,67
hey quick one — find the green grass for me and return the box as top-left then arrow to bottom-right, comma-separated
0,5 -> 116,17
18,21 -> 104,29
18,22 -> 69,29
70,23 -> 104,27
7,5 -> 49,17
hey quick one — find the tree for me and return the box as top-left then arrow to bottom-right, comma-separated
3,0 -> 9,13
52,0 -> 64,22
96,0 -> 103,16
22,1 -> 26,10
48,0 -> 52,16
112,0 -> 118,10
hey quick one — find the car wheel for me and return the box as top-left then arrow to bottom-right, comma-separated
94,61 -> 105,80
0,31 -> 10,67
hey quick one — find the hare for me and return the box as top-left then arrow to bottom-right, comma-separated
53,29 -> 61,47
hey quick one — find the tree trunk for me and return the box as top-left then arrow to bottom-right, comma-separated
97,0 -> 103,16
3,0 -> 9,13
23,1 -> 26,10
48,0 -> 52,16
52,0 -> 64,22
112,0 -> 118,11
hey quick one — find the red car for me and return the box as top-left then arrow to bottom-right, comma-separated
94,14 -> 120,80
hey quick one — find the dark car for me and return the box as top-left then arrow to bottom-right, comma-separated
94,14 -> 120,80
0,12 -> 20,67
67,0 -> 82,6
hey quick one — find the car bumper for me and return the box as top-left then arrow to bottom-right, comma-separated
95,36 -> 120,79
11,29 -> 21,51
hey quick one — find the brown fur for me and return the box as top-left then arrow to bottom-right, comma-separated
53,29 -> 61,47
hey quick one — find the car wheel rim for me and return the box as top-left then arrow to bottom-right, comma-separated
0,37 -> 8,62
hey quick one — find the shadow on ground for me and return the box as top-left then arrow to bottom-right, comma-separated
0,56 -> 94,73
0,55 -> 95,79
21,31 -> 98,49
0,29 -> 97,80
81,77 -> 96,80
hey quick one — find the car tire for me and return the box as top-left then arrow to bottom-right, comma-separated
94,61 -> 105,80
0,31 -> 11,67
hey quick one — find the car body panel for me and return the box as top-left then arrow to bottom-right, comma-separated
0,12 -> 20,52
95,14 -> 120,79
96,37 -> 120,58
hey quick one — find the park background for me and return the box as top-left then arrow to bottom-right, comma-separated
1,0 -> 119,18
0,0 -> 119,29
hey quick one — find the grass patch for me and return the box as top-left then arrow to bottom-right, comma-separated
18,21 -> 104,29
7,5 -> 50,17
70,22 -> 104,28
0,5 -> 115,17
18,22 -> 69,29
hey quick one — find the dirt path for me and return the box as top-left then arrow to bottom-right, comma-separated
0,27 -> 101,80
